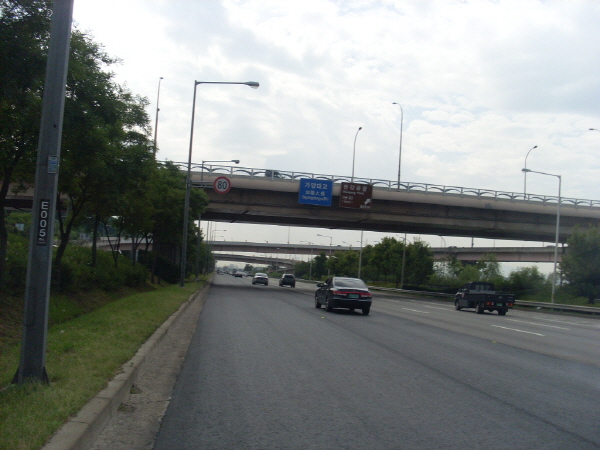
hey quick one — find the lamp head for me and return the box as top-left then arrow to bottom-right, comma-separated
522,168 -> 532,173
358,126 -> 362,130
246,81 -> 260,89
232,160 -> 240,164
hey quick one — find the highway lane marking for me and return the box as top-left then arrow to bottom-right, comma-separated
408,300 -> 450,311
506,319 -> 570,330
491,325 -> 545,336
402,308 -> 430,314
421,305 -> 451,311
511,314 -> 600,328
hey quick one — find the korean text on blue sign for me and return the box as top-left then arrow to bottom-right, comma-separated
298,178 -> 333,206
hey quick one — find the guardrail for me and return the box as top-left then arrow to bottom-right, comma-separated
368,286 -> 600,316
165,161 -> 600,209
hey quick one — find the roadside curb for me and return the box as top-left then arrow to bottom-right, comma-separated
41,281 -> 212,450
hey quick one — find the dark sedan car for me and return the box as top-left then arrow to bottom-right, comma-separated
252,273 -> 269,286
315,277 -> 372,315
279,274 -> 296,287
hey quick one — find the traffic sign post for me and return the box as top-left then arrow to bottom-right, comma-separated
340,182 -> 373,209
214,176 -> 232,194
298,178 -> 333,206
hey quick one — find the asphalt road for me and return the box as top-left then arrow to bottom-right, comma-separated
151,275 -> 600,450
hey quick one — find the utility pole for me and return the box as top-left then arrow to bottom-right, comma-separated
14,0 -> 74,384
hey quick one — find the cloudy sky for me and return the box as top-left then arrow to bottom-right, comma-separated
71,0 -> 600,271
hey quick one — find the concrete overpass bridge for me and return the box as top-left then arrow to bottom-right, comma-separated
7,163 -> 600,243
213,253 -> 295,269
90,238 -> 562,265
210,241 -> 564,264
177,163 -> 600,243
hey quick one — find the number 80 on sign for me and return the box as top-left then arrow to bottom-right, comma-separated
213,176 -> 232,194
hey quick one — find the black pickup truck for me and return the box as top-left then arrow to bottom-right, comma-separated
454,281 -> 515,315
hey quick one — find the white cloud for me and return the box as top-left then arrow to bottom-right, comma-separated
71,0 -> 600,264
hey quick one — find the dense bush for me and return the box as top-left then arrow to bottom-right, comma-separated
3,240 -> 150,294
60,247 -> 150,292
139,251 -> 180,284
4,234 -> 29,291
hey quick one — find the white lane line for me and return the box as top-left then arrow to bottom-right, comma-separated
492,325 -> 545,336
511,314 -> 600,328
421,305 -> 451,311
402,308 -> 430,314
506,319 -> 570,330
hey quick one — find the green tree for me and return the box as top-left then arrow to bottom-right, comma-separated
358,244 -> 376,281
476,253 -> 504,287
403,239 -> 434,287
456,264 -> 482,286
313,251 -> 327,279
506,266 -> 547,297
370,237 -> 399,283
294,261 -> 310,279
144,162 -> 208,281
328,250 -> 359,278
561,226 -> 600,304
54,30 -> 154,269
0,0 -> 52,287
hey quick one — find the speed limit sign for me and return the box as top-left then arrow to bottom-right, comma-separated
213,176 -> 232,194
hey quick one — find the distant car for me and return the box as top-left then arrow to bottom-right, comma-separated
252,273 -> 269,285
279,274 -> 296,288
315,277 -> 372,315
234,272 -> 243,278
265,169 -> 285,178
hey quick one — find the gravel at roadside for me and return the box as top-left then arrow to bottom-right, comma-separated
89,284 -> 208,450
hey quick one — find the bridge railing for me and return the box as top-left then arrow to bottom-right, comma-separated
166,162 -> 600,209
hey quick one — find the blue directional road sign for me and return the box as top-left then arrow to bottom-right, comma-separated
298,178 -> 333,206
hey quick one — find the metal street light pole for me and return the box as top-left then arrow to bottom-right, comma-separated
153,77 -> 163,157
14,0 -> 74,385
196,159 -> 239,279
180,80 -> 259,287
358,230 -> 364,279
351,127 -> 362,182
398,233 -> 408,290
523,145 -> 538,198
522,168 -> 562,303
392,102 -> 403,189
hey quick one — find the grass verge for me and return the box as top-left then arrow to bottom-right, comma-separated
0,280 -> 205,450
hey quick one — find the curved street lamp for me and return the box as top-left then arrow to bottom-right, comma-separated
523,145 -> 538,198
522,168 -> 561,303
181,80 -> 259,287
392,102 -> 403,188
351,127 -> 363,181
397,233 -> 408,290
